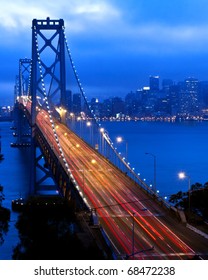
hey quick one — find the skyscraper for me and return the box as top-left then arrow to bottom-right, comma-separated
185,77 -> 199,115
149,76 -> 160,92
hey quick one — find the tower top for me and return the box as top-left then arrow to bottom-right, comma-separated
32,18 -> 64,30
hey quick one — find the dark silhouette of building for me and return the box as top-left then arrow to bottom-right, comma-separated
73,93 -> 81,114
65,90 -> 72,111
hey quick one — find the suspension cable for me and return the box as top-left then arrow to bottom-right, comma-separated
34,29 -> 91,209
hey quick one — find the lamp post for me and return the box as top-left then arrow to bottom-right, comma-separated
145,152 -> 156,193
57,106 -> 67,124
86,121 -> 93,146
178,172 -> 191,214
77,116 -> 82,137
100,128 -> 105,155
116,136 -> 128,161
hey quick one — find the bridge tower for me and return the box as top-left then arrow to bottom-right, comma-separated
12,58 -> 31,147
30,18 -> 67,195
31,17 -> 66,114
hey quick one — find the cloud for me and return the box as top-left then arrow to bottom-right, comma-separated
106,22 -> 208,55
0,2 -> 49,29
0,81 -> 14,105
72,1 -> 120,19
147,24 -> 208,53
0,0 -> 120,31
1,0 -> 207,55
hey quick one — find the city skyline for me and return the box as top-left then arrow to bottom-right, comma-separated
2,1 -> 208,105
0,74 -> 207,119
61,75 -> 207,120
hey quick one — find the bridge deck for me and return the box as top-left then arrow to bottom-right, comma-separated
31,107 -> 207,260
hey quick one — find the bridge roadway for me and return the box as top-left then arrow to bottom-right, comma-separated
26,105 -> 208,259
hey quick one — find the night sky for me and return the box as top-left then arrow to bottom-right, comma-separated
1,0 -> 208,105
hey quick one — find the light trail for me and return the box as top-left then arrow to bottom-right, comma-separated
21,103 -> 198,259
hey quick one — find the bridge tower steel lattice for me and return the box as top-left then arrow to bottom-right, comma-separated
30,18 -> 67,195
13,58 -> 32,146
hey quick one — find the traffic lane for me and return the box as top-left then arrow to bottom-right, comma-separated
77,164 -> 184,259
54,120 -> 195,258
35,110 -> 197,260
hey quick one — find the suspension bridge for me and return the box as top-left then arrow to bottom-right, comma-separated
12,17 -> 208,260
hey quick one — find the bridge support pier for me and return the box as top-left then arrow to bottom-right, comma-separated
11,104 -> 31,147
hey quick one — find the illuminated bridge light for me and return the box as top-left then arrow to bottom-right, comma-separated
79,191 -> 83,197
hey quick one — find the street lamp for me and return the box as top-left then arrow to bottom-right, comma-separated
77,116 -> 82,137
116,136 -> 128,161
86,121 -> 93,145
99,128 -> 105,155
145,152 -> 156,193
178,172 -> 191,213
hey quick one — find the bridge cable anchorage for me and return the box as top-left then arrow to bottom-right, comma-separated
33,28 -> 82,197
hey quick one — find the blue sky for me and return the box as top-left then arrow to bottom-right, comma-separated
1,0 -> 208,105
